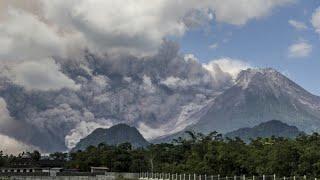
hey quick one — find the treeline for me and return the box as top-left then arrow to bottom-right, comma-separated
66,132 -> 320,176
0,151 -> 42,166
2,132 -> 320,176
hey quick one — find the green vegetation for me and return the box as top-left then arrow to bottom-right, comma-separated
225,120 -> 304,142
73,124 -> 149,151
2,132 -> 320,176
0,151 -> 42,167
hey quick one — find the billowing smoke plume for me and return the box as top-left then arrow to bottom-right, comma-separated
0,0 -> 292,152
0,98 -> 38,154
0,134 -> 36,155
0,41 -> 250,151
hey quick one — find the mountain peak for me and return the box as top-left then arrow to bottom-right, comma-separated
235,68 -> 285,89
237,68 -> 283,79
242,67 -> 278,74
191,68 -> 320,135
234,68 -> 317,101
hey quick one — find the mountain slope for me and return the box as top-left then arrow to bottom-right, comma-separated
225,120 -> 304,142
73,124 -> 149,151
193,68 -> 320,134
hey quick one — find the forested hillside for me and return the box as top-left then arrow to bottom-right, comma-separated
3,131 -> 320,176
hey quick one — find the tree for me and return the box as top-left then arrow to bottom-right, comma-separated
28,150 -> 41,161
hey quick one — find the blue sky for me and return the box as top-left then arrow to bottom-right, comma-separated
177,0 -> 320,95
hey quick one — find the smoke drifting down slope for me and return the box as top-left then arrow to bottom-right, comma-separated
0,42 -> 248,152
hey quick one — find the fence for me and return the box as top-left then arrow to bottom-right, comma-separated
138,173 -> 319,180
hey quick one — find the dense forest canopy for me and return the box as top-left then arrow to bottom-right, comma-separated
1,132 -> 320,177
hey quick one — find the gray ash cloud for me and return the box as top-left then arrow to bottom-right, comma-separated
0,41 -> 240,152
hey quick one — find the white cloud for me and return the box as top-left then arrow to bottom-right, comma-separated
209,43 -> 219,49
9,59 -> 80,91
0,0 -> 294,59
207,0 -> 294,25
204,58 -> 251,78
288,41 -> 312,58
0,8 -> 80,62
42,0 -> 188,56
184,54 -> 199,63
311,7 -> 320,34
288,19 -> 308,30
